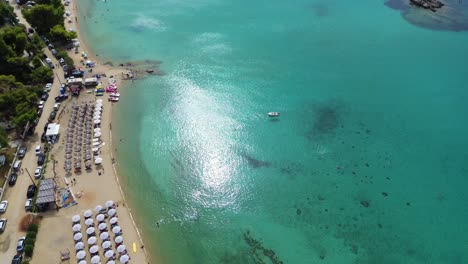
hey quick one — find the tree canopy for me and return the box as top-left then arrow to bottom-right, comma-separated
50,24 -> 77,44
23,4 -> 64,35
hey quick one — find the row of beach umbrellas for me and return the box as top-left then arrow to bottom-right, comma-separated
71,201 -> 129,263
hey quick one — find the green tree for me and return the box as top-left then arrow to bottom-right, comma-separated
0,75 -> 24,93
0,3 -> 15,26
1,26 -> 28,56
5,57 -> 31,82
23,4 -> 64,35
32,55 -> 42,68
24,244 -> 34,257
30,66 -> 52,84
50,24 -> 77,44
0,127 -> 8,147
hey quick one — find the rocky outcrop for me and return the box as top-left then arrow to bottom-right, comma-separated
409,0 -> 444,12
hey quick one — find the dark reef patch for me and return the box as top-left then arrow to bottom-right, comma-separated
308,3 -> 329,17
240,153 -> 272,169
385,0 -> 468,31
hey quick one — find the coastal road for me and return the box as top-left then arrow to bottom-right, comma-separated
0,3 -> 67,263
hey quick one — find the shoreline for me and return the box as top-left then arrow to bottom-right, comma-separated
70,0 -> 153,261
31,0 -> 153,263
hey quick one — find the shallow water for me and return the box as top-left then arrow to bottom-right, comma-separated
78,0 -> 468,263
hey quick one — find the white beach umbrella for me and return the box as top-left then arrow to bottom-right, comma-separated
87,236 -> 97,245
94,128 -> 101,133
76,250 -> 86,259
91,255 -> 100,264
109,217 -> 118,224
114,236 -> 123,243
96,214 -> 105,222
102,240 -> 112,249
108,208 -> 116,217
78,260 -> 87,264
94,205 -> 103,212
75,241 -> 84,250
86,227 -> 96,235
105,250 -> 115,259
100,232 -> 110,240
105,200 -> 114,208
119,254 -> 129,263
85,218 -> 94,226
112,226 -> 121,234
94,119 -> 101,124
107,261 -> 116,264
95,157 -> 103,164
84,209 -> 93,218
94,132 -> 101,137
116,244 -> 126,253
93,115 -> 100,120
89,245 -> 99,254
72,224 -> 82,232
72,214 -> 81,222
98,222 -> 107,230
73,233 -> 83,241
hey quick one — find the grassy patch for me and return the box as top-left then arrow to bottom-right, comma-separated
0,147 -> 16,186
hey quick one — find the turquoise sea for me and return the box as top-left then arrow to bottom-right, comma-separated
77,0 -> 468,263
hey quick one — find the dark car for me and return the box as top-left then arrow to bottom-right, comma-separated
28,28 -> 34,34
51,48 -> 58,58
12,253 -> 22,264
8,173 -> 17,186
18,146 -> 27,159
47,43 -> 54,50
41,93 -> 49,101
55,94 -> 69,102
26,184 -> 37,199
16,237 -> 26,253
37,153 -> 45,165
48,110 -> 57,121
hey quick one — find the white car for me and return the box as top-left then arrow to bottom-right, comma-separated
35,145 -> 42,155
0,218 -> 6,232
25,199 -> 33,211
45,58 -> 52,64
38,101 -> 45,109
34,166 -> 43,179
44,83 -> 52,92
53,103 -> 61,111
0,201 -> 8,213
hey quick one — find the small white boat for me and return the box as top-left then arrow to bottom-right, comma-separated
108,97 -> 119,102
109,93 -> 120,97
268,112 -> 280,117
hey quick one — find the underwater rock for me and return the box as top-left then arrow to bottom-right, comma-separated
296,208 -> 302,215
382,192 -> 388,197
240,153 -> 271,169
360,200 -> 370,208
409,0 -> 444,12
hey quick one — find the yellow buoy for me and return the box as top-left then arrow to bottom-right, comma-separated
133,242 -> 137,253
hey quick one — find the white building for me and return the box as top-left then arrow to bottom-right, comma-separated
45,123 -> 60,142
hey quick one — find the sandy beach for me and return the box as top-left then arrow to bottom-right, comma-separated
27,2 -> 151,264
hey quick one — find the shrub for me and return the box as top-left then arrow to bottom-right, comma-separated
21,260 -> 30,264
27,223 -> 38,233
24,244 -> 34,257
25,237 -> 35,246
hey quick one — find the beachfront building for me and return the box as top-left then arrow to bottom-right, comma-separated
46,123 -> 60,143
36,178 -> 58,212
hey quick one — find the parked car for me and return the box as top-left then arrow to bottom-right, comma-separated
48,110 -> 57,121
25,199 -> 33,212
37,153 -> 45,165
51,48 -> 58,58
8,173 -> 17,186
34,166 -> 42,179
0,218 -> 7,232
47,43 -> 54,50
16,236 -> 26,253
41,93 -> 49,101
11,253 -> 22,264
13,160 -> 21,171
54,103 -> 61,111
28,28 -> 34,33
55,94 -> 69,102
59,58 -> 66,66
44,82 -> 52,92
18,146 -> 27,159
26,185 -> 36,198
0,201 -> 8,213
35,145 -> 42,155
38,100 -> 45,109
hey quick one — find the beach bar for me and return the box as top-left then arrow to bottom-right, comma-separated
46,123 -> 60,142
36,178 -> 58,212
